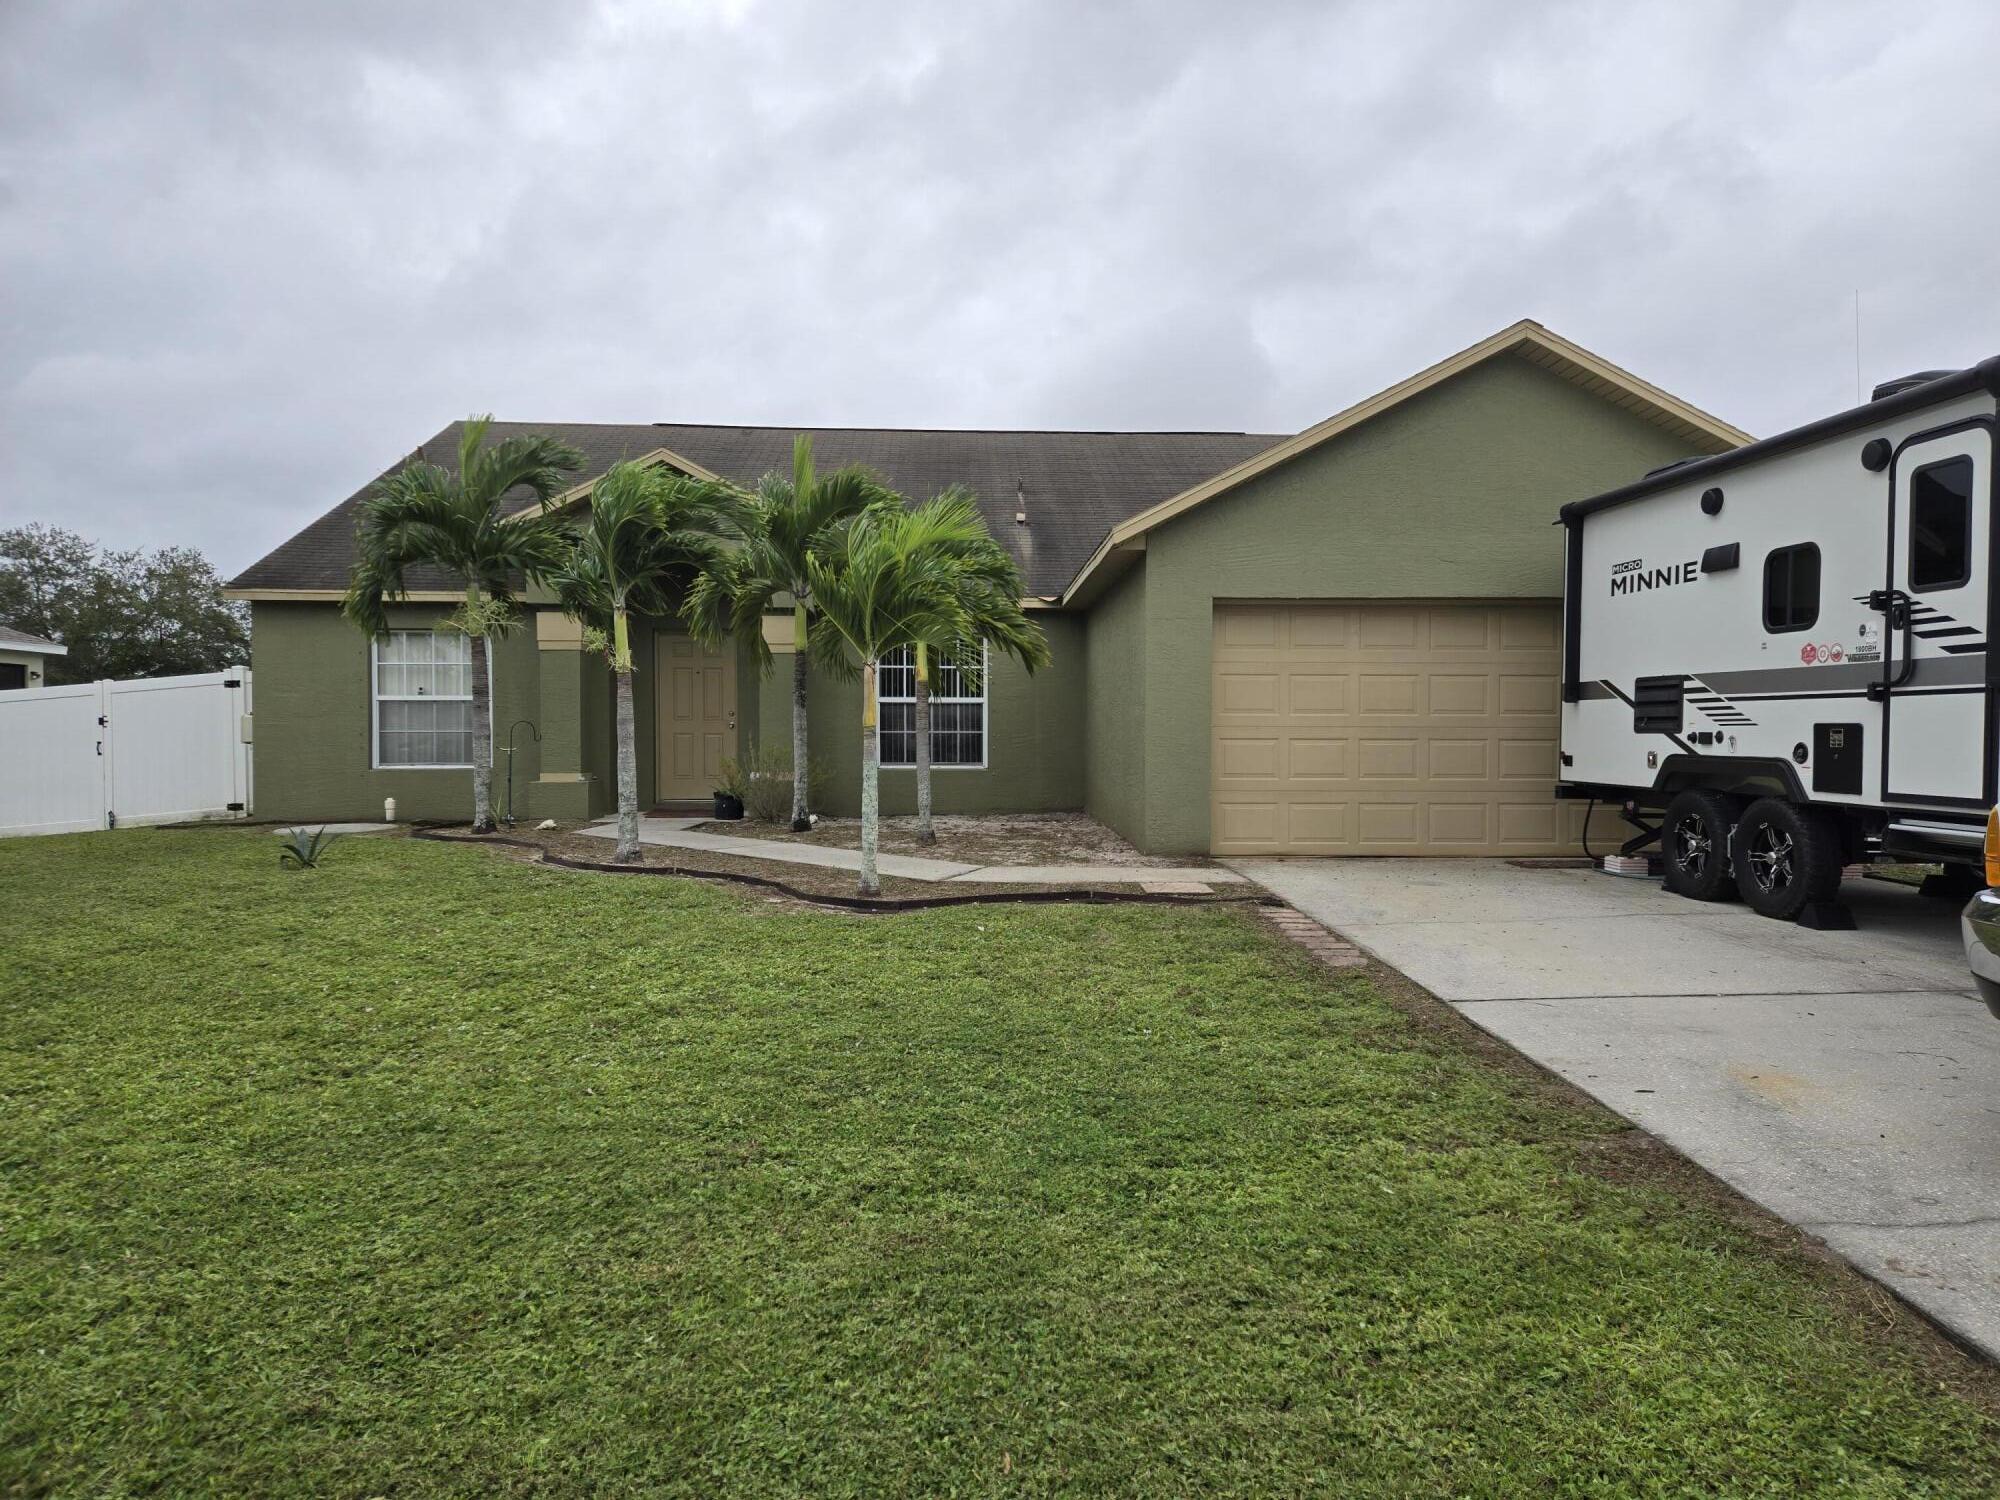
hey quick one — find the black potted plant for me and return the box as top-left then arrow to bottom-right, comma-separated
712,757 -> 747,821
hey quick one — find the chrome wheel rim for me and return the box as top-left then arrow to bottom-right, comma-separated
1672,813 -> 1713,880
1747,823 -> 1795,894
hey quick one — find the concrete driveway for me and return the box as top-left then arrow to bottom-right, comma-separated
1231,857 -> 2000,1360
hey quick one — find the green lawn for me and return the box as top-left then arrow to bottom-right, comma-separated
2,831 -> 1994,1497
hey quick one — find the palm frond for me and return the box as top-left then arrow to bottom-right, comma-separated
343,419 -> 584,635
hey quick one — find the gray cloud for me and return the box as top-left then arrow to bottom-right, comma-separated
4,0 -> 1999,574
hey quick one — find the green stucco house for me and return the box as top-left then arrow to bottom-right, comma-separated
226,321 -> 1746,856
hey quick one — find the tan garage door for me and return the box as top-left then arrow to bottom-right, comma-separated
1211,601 -> 1586,857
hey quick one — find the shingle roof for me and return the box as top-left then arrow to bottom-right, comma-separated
0,624 -> 65,653
226,422 -> 1284,600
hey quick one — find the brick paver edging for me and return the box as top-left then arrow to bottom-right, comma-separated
1259,905 -> 1369,969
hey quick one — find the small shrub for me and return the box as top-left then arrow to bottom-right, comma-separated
277,827 -> 345,870
718,743 -> 828,823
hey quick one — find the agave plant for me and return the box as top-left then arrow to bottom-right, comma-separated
277,826 -> 345,869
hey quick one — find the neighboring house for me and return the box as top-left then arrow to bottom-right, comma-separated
0,626 -> 67,690
224,321 -> 1747,856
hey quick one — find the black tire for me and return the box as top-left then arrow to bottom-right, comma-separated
1661,789 -> 1739,901
1731,797 -> 1842,920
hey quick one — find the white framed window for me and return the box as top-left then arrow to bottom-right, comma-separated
878,644 -> 986,769
372,630 -> 480,768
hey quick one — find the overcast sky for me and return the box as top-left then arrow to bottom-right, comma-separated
4,0 -> 2000,576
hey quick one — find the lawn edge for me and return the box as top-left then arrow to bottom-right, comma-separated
1250,898 -> 2000,1409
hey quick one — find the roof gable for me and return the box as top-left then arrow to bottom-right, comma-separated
1055,320 -> 1750,604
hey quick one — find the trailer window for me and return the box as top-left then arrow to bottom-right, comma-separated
1909,456 -> 1973,592
1762,544 -> 1819,633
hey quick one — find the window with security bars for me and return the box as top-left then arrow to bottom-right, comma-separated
877,644 -> 987,767
374,630 -> 476,767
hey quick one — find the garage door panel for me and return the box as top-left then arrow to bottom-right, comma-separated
1501,610 -> 1559,649
1428,608 -> 1492,649
1357,803 -> 1420,846
1427,802 -> 1490,844
1288,802 -> 1349,844
1217,608 -> 1279,648
1498,801 -> 1563,845
1214,800 -> 1280,845
1499,675 -> 1557,715
1218,672 -> 1280,715
1427,674 -> 1489,714
1357,674 -> 1420,714
1211,600 -> 1571,857
1357,738 -> 1419,779
1498,738 -> 1556,780
1428,739 -> 1489,779
1288,738 -> 1348,779
1288,674 -> 1348,715
1216,736 -> 1280,779
1358,609 -> 1420,649
1286,608 -> 1352,649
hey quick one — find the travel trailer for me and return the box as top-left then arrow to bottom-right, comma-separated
1556,359 -> 1996,923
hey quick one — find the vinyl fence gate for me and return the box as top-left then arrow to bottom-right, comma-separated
0,669 -> 253,837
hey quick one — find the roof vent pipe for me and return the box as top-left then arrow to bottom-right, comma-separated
1871,370 -> 1955,401
1015,478 -> 1028,525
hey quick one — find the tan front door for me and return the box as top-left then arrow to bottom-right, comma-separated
656,633 -> 737,803
1210,600 -> 1586,857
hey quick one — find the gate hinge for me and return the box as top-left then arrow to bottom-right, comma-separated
223,678 -> 242,687
226,802 -> 245,812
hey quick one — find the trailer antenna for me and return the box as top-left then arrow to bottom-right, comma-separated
1853,289 -> 1863,403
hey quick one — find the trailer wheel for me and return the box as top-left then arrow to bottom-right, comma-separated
1661,789 -> 1739,901
1731,798 -> 1842,920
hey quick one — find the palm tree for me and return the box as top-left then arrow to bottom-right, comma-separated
547,462 -> 742,863
901,491 -> 1048,844
344,417 -> 583,832
806,492 -> 1049,895
682,435 -> 888,830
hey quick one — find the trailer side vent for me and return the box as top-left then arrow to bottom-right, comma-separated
1632,675 -> 1686,735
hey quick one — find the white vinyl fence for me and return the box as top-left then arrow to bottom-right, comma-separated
0,669 -> 252,837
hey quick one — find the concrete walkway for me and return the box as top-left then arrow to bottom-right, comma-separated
1234,856 -> 2000,1361
576,818 -> 1243,885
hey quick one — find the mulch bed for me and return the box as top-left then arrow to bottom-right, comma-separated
684,810 -> 1219,871
413,823 -> 1274,916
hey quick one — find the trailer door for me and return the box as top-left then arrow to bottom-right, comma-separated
1883,425 -> 1992,807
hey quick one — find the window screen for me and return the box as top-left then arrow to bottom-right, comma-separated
877,644 -> 987,767
1763,544 -> 1820,633
1909,456 -> 1973,592
375,630 -> 475,767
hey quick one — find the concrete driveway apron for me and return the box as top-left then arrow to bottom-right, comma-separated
1231,857 -> 2000,1361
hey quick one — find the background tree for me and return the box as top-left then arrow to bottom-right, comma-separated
548,462 -> 740,862
343,417 -> 583,832
895,488 -> 1049,844
682,435 -> 889,830
804,494 -> 1024,896
0,524 -> 249,684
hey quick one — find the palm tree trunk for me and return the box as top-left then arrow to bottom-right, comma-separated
469,626 -> 495,833
859,657 -> 880,897
791,611 -> 811,832
612,606 -> 639,863
914,642 -> 934,844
